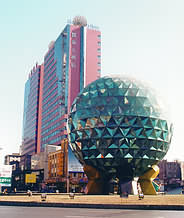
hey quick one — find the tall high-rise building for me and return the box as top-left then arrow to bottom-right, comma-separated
22,64 -> 44,155
22,17 -> 101,156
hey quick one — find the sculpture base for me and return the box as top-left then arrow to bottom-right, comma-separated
83,164 -> 160,195
83,165 -> 110,194
138,165 -> 159,195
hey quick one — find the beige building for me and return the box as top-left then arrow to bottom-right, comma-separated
31,144 -> 60,181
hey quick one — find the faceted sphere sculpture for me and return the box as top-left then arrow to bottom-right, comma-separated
67,76 -> 173,181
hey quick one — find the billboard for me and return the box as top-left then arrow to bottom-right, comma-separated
68,146 -> 83,172
0,165 -> 12,187
25,174 -> 36,183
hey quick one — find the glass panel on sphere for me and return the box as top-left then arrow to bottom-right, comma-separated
157,119 -> 162,129
127,96 -> 136,106
107,127 -> 117,136
89,154 -> 96,159
124,153 -> 133,158
97,153 -> 103,158
148,130 -> 157,140
100,97 -> 107,105
95,128 -> 103,137
124,117 -> 130,126
134,127 -> 142,137
100,115 -> 111,125
123,80 -> 131,88
90,89 -> 98,98
80,119 -> 86,128
85,119 -> 93,128
136,89 -> 147,97
108,143 -> 119,149
86,99 -> 91,107
82,131 -> 89,139
128,88 -> 139,96
102,128 -> 112,138
107,117 -> 117,127
77,120 -> 83,130
105,78 -> 114,88
124,97 -> 129,104
76,130 -> 83,139
150,118 -> 157,127
87,118 -> 96,127
89,145 -> 97,150
128,116 -> 137,125
155,129 -> 162,138
89,83 -> 97,91
145,128 -> 153,137
104,161 -> 112,167
99,88 -> 108,96
163,131 -> 168,141
82,146 -> 88,150
114,128 -> 123,137
110,87 -> 119,96
96,81 -> 105,89
72,121 -> 78,130
82,91 -> 89,97
161,120 -> 167,130
84,129 -> 91,137
71,104 -> 76,112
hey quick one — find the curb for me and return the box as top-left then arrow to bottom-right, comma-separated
0,201 -> 184,210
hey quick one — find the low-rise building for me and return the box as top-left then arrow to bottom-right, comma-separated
4,153 -> 21,191
158,160 -> 181,189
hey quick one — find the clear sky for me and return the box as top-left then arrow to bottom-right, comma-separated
0,0 -> 184,162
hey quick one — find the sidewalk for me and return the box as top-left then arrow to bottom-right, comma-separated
0,194 -> 184,210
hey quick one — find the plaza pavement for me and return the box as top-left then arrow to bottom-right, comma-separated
0,194 -> 184,210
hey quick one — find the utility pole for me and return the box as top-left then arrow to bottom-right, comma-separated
61,139 -> 69,193
65,139 -> 69,193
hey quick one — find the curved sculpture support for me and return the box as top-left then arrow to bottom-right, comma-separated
138,165 -> 159,195
83,165 -> 108,194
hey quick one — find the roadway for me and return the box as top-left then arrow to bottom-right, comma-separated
0,206 -> 184,218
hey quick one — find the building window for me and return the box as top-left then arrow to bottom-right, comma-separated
71,55 -> 76,59
97,48 -> 101,52
98,41 -> 101,46
98,62 -> 101,67
72,32 -> 77,37
97,35 -> 101,39
71,62 -> 76,68
97,55 -> 101,60
72,40 -> 76,45
98,69 -> 101,73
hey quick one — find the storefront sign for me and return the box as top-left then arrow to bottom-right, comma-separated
0,165 -> 12,187
25,174 -> 36,183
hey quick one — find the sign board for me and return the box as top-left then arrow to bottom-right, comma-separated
68,146 -> 83,172
25,174 -> 36,183
0,165 -> 12,187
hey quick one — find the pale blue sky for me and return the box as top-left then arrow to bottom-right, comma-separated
0,0 -> 184,162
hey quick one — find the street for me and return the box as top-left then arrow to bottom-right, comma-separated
0,206 -> 184,218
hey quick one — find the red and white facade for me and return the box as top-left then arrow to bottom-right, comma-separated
22,20 -> 101,155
